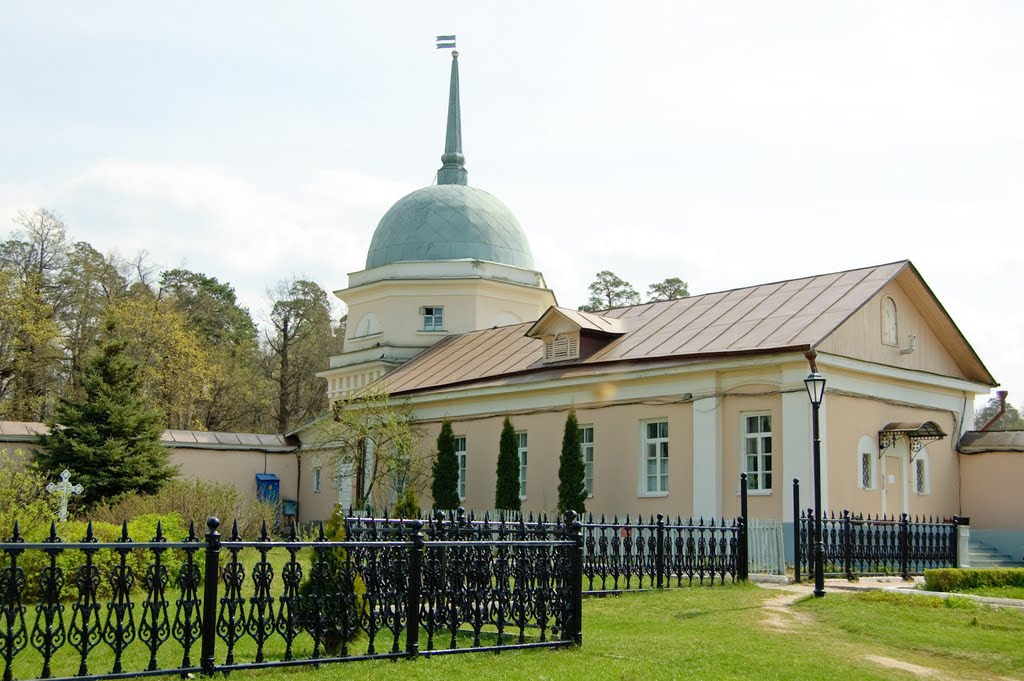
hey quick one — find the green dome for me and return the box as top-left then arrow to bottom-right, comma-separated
365,184 -> 535,270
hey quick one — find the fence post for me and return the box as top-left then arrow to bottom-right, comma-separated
842,510 -> 853,581
656,513 -> 665,588
201,517 -> 221,676
899,513 -> 910,580
405,520 -> 423,657
955,516 -> 970,568
793,478 -> 801,583
739,473 -> 749,582
564,510 -> 583,646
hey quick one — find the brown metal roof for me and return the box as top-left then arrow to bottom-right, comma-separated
381,261 -> 918,395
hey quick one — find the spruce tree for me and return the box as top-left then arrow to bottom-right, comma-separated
495,416 -> 521,511
431,419 -> 460,509
35,331 -> 176,508
557,408 -> 587,514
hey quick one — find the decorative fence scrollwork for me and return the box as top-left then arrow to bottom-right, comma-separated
0,513 -> 583,681
796,508 -> 961,579
347,508 -> 748,594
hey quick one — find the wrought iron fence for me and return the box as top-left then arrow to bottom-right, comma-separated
0,515 -> 582,681
796,509 -> 961,579
347,510 -> 747,594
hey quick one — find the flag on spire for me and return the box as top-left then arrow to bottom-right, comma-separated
436,34 -> 456,49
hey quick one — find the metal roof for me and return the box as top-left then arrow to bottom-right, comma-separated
0,423 -> 295,452
380,260 -> 993,395
959,430 -> 1024,453
526,307 -> 629,337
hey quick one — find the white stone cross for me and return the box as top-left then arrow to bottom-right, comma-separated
46,469 -> 84,522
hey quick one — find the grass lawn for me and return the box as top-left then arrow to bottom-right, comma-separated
10,564 -> 1024,680
950,585 -> 1024,600
224,584 -> 1024,681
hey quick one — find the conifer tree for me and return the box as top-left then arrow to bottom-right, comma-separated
431,419 -> 460,509
558,408 -> 587,514
495,416 -> 521,511
35,327 -> 176,508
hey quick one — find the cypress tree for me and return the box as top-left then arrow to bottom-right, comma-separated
558,408 -> 587,514
495,416 -> 521,511
431,419 -> 460,509
35,330 -> 176,508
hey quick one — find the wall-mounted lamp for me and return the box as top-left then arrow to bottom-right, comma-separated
900,335 -> 917,355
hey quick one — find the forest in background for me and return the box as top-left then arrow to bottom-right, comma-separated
0,208 -> 344,433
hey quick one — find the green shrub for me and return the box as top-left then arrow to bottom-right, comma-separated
394,486 -> 420,519
299,504 -> 365,653
92,477 -> 278,539
6,512 -> 191,601
0,449 -> 63,539
924,568 -> 1024,592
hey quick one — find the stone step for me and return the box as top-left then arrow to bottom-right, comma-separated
967,539 -> 1023,568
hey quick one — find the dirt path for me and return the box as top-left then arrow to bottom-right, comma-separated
757,583 -> 815,633
753,582 -> 1003,680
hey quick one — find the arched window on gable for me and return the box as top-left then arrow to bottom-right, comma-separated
881,297 -> 898,346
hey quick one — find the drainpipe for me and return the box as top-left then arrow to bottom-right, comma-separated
980,390 -> 1009,431
295,451 -> 302,523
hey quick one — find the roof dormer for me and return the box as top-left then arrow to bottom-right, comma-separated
526,307 -> 628,364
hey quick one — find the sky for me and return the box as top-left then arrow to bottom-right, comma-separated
1,2 -> 1020,413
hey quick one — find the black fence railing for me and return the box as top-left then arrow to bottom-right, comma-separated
0,515 -> 582,681
347,479 -> 750,596
795,508 -> 961,579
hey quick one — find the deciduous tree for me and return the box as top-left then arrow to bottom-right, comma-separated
104,293 -> 215,430
160,268 -> 269,431
262,278 -> 337,432
314,385 -> 422,511
0,271 -> 63,420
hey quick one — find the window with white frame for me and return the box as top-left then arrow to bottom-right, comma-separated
455,436 -> 467,501
517,432 -> 528,499
914,451 -> 930,495
642,420 -> 669,495
580,426 -> 594,497
743,413 -> 773,492
421,306 -> 444,331
313,466 -> 322,493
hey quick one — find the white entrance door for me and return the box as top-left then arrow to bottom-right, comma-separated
881,446 -> 907,518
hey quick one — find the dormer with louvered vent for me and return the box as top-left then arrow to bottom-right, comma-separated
527,307 -> 627,364
544,332 -> 580,361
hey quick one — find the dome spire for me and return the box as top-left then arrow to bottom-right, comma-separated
436,38 -> 467,186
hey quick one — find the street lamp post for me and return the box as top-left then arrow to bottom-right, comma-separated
804,371 -> 826,598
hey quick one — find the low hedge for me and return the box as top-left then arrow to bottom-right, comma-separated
924,568 -> 1024,592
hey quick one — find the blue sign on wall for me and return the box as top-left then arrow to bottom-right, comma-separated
255,473 -> 280,503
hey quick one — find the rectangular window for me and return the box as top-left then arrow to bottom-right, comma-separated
313,466 -> 322,494
861,452 -> 873,489
743,413 -> 772,493
580,426 -> 594,497
915,457 -> 930,495
517,432 -> 528,499
455,436 -> 467,501
422,306 -> 444,331
642,420 -> 669,494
